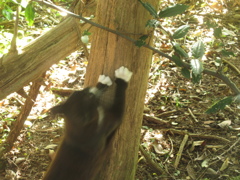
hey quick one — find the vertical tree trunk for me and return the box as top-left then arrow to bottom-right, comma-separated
84,0 -> 157,179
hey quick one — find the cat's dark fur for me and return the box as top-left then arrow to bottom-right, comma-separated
43,67 -> 132,180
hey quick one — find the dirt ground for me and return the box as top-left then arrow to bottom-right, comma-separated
0,49 -> 239,179
1,1 -> 240,179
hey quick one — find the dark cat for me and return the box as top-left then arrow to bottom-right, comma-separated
43,66 -> 132,180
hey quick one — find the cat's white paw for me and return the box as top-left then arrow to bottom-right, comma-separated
115,66 -> 133,82
98,75 -> 112,86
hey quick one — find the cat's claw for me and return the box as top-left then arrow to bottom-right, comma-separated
115,66 -> 133,82
98,75 -> 112,86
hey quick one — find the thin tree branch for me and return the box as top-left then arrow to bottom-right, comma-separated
0,76 -> 42,158
32,0 -> 240,95
9,5 -> 20,54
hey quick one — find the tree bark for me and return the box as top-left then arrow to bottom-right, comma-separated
0,17 -> 79,100
84,0 -> 158,179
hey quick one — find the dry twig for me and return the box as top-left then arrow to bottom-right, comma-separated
139,145 -> 165,175
161,129 -> 230,143
174,134 -> 189,168
188,108 -> 198,122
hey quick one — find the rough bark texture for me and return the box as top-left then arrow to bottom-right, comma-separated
84,0 -> 158,179
0,17 -> 81,100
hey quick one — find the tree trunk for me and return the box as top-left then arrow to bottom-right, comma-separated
84,0 -> 158,179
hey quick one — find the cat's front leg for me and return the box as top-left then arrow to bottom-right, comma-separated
89,75 -> 112,95
115,66 -> 133,82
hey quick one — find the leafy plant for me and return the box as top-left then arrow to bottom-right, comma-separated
2,4 -> 13,20
135,35 -> 148,47
172,25 -> 190,39
138,1 -> 239,113
158,4 -> 188,18
25,2 -> 35,26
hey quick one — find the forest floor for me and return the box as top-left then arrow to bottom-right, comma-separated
1,0 -> 240,180
1,47 -> 240,180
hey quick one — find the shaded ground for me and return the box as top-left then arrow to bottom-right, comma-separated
0,0 -> 240,179
136,57 -> 240,180
1,50 -> 240,180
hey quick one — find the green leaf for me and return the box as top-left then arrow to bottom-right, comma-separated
83,30 -> 91,36
2,5 -> 13,20
173,43 -> 189,58
214,27 -> 222,38
25,3 -> 35,26
221,49 -> 235,57
190,59 -> 203,76
192,73 -> 201,84
192,41 -> 205,59
139,35 -> 148,41
135,35 -> 148,47
181,68 -> 190,79
159,4 -> 189,18
206,96 -> 233,114
172,25 -> 190,39
138,0 -> 158,18
172,55 -> 184,66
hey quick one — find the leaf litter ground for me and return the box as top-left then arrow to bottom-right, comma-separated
1,1 -> 240,179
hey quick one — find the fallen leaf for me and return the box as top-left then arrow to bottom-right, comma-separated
220,158 -> 229,171
44,144 -> 58,150
186,163 -> 196,179
218,120 -> 231,128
